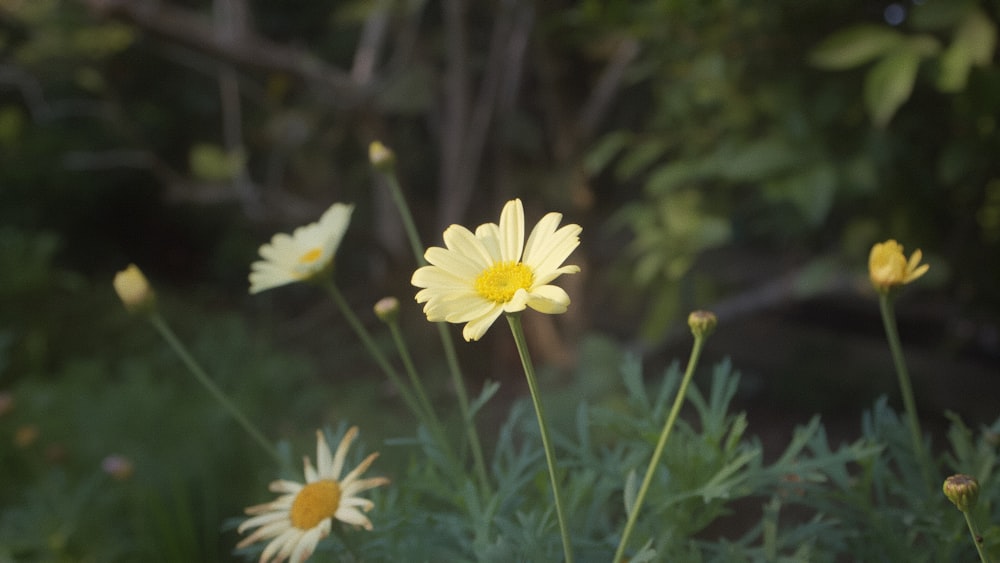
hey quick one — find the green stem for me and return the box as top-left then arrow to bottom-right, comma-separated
380,166 -> 431,267
613,333 -> 706,563
148,314 -> 282,465
877,294 -> 926,470
506,314 -> 573,563
385,318 -> 452,453
439,321 -> 492,497
963,510 -> 992,563
323,281 -> 426,428
377,165 -> 491,497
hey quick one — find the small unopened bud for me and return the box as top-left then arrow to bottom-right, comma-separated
374,296 -> 400,323
114,264 -> 156,315
368,141 -> 396,172
688,310 -> 717,339
943,474 -> 980,512
101,454 -> 135,481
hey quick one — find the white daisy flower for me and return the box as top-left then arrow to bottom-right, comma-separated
411,198 -> 581,341
236,428 -> 389,563
249,203 -> 353,294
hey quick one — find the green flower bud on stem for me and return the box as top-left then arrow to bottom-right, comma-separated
374,296 -> 400,323
369,141 -> 396,172
944,474 -> 980,512
688,310 -> 717,339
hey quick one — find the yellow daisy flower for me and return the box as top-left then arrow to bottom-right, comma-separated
411,198 -> 581,341
249,203 -> 353,294
236,428 -> 388,563
868,239 -> 929,292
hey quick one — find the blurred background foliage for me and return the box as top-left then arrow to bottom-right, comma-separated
1,0 -> 999,560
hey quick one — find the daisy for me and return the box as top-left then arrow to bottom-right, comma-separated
868,239 -> 929,292
236,428 -> 389,563
249,203 -> 353,294
411,198 -> 581,341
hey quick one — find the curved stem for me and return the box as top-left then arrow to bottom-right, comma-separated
438,322 -> 492,496
877,294 -> 926,471
613,333 -> 706,563
149,314 -> 282,466
386,318 -> 451,450
963,510 -> 992,563
506,314 -> 573,563
378,166 -> 491,497
323,281 -> 425,427
325,281 -> 465,482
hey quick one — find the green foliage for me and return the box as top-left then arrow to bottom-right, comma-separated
260,355 -> 891,562
810,2 -> 997,126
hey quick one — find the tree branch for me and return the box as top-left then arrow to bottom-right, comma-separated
77,0 -> 365,105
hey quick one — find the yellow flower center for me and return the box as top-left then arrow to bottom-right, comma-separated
474,261 -> 534,303
289,479 -> 341,530
299,247 -> 323,264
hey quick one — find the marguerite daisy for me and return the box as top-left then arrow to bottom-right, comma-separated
411,198 -> 581,341
249,203 -> 353,294
236,428 -> 389,563
868,239 -> 929,293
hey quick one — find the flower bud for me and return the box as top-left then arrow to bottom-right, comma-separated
368,141 -> 396,172
374,296 -> 400,323
943,474 -> 980,512
101,454 -> 135,481
114,264 -> 156,314
868,239 -> 929,293
688,310 -> 717,339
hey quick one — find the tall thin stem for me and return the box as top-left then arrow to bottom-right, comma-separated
323,281 -> 425,427
376,162 -> 491,497
506,314 -> 573,563
963,510 -> 992,563
613,331 -> 706,563
325,281 -> 462,478
877,294 -> 926,470
385,317 -> 449,448
149,314 -> 282,465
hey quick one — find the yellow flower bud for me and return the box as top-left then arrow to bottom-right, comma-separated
368,141 -> 396,172
688,310 -> 718,339
868,239 -> 929,293
943,474 -> 980,513
113,264 -> 156,314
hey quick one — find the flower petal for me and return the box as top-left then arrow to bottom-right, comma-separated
443,224 -> 494,269
526,285 -> 571,314
462,307 -> 504,341
498,199 -> 525,262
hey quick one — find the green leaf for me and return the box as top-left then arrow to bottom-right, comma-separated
712,137 -> 799,181
468,379 -> 500,418
616,138 -> 670,181
958,15 -> 995,65
623,468 -> 639,516
937,8 -> 997,92
863,49 -> 920,128
809,24 -> 904,70
188,143 -> 246,181
645,160 -> 701,195
585,131 -> 632,175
